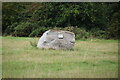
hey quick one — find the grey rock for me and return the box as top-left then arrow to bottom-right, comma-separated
37,30 -> 75,50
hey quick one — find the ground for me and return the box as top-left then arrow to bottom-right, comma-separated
2,37 -> 118,78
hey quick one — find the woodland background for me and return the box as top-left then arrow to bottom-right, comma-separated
2,2 -> 120,39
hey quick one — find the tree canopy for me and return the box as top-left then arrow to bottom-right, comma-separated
2,2 -> 120,39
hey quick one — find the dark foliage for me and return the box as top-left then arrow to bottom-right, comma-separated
2,2 -> 120,39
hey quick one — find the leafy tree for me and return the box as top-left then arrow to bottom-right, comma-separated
2,2 -> 119,39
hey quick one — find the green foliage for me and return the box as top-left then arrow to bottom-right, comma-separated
52,26 -> 91,40
30,40 -> 37,48
14,22 -> 38,37
2,2 -> 25,33
63,26 -> 91,40
90,28 -> 108,39
2,2 -> 119,39
29,27 -> 49,37
107,10 -> 120,39
4,22 -> 18,36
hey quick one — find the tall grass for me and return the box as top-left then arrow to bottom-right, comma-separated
0,36 -> 2,79
2,37 -> 118,78
30,40 -> 37,48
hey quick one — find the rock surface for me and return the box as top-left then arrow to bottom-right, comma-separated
37,30 -> 75,50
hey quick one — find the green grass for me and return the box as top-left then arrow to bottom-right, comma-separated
0,36 -> 2,79
2,37 -> 118,78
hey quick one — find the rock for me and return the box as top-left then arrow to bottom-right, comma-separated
37,30 -> 75,50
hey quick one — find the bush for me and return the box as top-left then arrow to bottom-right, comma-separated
48,26 -> 92,40
107,11 -> 120,39
4,22 -> 18,36
29,27 -> 49,37
90,28 -> 108,39
52,27 -> 63,30
14,22 -> 39,37
64,26 -> 91,40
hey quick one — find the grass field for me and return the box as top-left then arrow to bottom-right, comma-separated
2,37 -> 118,78
0,36 -> 2,79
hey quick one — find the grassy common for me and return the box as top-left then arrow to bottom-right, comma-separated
2,37 -> 118,78
0,37 -> 2,79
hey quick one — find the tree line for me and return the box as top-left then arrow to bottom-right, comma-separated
2,2 -> 120,39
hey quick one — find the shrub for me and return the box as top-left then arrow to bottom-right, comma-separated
4,22 -> 18,36
107,12 -> 120,39
52,27 -> 63,30
50,26 -> 92,40
14,22 -> 39,37
90,28 -> 108,39
64,26 -> 91,40
29,27 -> 49,37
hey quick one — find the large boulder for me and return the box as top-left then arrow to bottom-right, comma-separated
37,30 -> 75,50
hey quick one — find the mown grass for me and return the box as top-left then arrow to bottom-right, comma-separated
2,37 -> 118,78
0,36 -> 2,79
